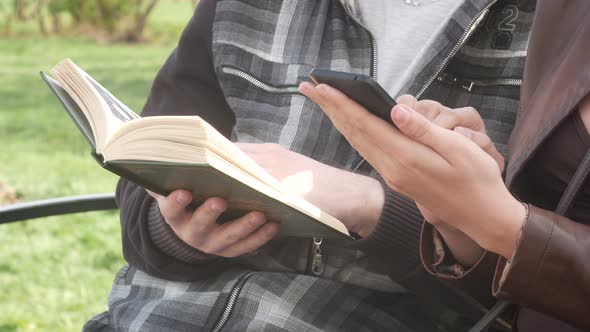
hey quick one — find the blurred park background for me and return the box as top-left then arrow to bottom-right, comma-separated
0,1 -> 196,330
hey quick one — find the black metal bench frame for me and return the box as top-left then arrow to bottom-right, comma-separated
0,193 -> 507,332
0,193 -> 117,225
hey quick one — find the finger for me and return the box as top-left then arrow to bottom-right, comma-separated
454,127 -> 505,172
434,107 -> 485,133
236,143 -> 279,155
146,189 -> 163,200
300,82 -> 395,156
300,82 -> 334,110
302,83 -> 448,176
201,211 -> 267,254
156,190 -> 193,225
391,104 -> 461,158
183,197 -> 228,243
396,94 -> 418,109
234,142 -> 263,152
217,222 -> 279,257
413,99 -> 446,121
301,82 -> 370,121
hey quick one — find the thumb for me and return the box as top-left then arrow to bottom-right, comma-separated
391,104 -> 455,155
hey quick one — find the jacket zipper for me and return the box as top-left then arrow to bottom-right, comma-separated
342,0 -> 378,175
416,0 -> 498,99
226,3 -> 380,275
306,1 -> 380,275
309,237 -> 324,276
221,66 -> 301,94
437,72 -> 522,92
343,0 -> 378,79
222,63 -> 328,277
210,271 -> 256,332
344,3 -> 498,250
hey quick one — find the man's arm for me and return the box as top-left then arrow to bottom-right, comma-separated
119,0 -> 240,280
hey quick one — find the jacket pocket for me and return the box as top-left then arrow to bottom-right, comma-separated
221,66 -> 302,95
436,72 -> 522,92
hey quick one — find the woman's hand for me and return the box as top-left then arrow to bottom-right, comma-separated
236,143 -> 384,237
300,82 -> 525,259
393,96 -> 503,265
396,95 -> 504,173
394,95 -> 505,226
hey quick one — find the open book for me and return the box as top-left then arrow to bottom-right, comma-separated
42,59 -> 350,239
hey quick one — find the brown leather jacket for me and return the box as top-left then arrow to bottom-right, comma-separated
421,1 -> 590,331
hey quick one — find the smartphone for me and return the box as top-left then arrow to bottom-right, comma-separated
309,68 -> 397,126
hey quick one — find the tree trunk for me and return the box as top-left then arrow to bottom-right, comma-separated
127,0 -> 158,42
36,0 -> 47,35
14,0 -> 35,21
15,0 -> 25,20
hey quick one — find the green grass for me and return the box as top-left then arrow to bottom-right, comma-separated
0,2 -> 194,331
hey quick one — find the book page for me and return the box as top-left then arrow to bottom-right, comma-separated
83,73 -> 139,144
51,59 -> 139,151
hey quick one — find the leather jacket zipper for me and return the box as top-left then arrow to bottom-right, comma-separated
437,72 -> 522,92
416,0 -> 498,99
211,271 -> 256,332
221,66 -> 301,94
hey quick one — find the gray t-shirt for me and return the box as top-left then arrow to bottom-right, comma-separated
344,0 -> 463,96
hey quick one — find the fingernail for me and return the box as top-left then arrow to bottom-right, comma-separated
209,200 -> 225,213
249,213 -> 266,226
392,105 -> 411,124
315,84 -> 329,96
299,82 -> 313,93
175,192 -> 190,205
454,127 -> 473,139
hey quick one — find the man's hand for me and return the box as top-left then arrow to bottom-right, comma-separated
147,190 -> 279,257
237,143 -> 384,237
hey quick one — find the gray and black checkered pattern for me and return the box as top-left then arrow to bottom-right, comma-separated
86,0 -> 535,330
85,265 -> 473,331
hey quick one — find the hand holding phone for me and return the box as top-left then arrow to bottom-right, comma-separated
309,69 -> 397,127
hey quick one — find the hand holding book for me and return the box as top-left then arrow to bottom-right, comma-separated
148,189 -> 279,257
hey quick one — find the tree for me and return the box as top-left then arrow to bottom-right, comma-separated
13,0 -> 45,21
5,0 -> 163,42
124,0 -> 159,41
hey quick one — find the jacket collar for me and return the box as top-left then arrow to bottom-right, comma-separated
401,0 -> 495,97
506,0 -> 590,186
337,0 -> 496,97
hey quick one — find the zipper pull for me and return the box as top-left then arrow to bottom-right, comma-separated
437,73 -> 474,92
461,81 -> 475,92
311,237 -> 324,276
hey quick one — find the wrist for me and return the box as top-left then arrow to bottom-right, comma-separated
344,175 -> 384,237
479,197 -> 527,259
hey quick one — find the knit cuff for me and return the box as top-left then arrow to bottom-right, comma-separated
353,179 -> 424,280
147,201 -> 217,264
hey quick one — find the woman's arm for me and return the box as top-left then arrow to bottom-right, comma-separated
300,82 -> 526,259
301,82 -> 590,329
492,205 -> 590,330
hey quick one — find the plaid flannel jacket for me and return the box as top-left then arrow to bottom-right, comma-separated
86,0 -> 536,330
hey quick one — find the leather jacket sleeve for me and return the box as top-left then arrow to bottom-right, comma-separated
492,205 -> 590,330
420,204 -> 590,330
